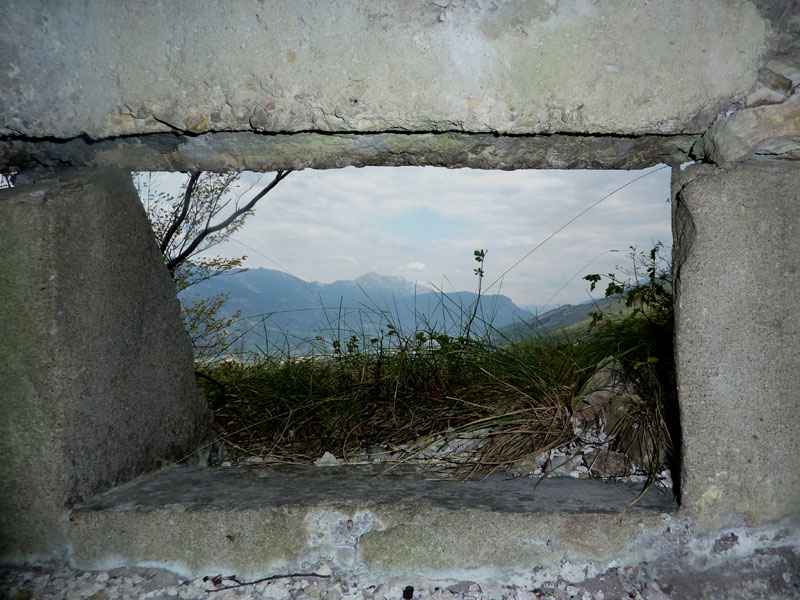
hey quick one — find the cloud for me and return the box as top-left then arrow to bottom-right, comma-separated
188,165 -> 672,307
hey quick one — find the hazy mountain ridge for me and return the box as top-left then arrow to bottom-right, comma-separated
496,295 -> 627,342
181,268 -> 536,353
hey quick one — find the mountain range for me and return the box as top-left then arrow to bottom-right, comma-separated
181,268 -> 611,354
495,295 -> 624,342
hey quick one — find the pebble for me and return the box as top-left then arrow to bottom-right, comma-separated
315,564 -> 333,577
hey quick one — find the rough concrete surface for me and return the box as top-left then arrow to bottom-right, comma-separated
0,170 -> 213,563
1,1 -> 765,140
2,541 -> 800,600
66,465 -> 675,581
2,0 -> 800,594
672,161 -> 800,528
3,464 -> 797,599
0,131 -> 698,173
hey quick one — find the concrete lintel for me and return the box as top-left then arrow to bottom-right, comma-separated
0,1 -> 765,140
0,131 -> 696,173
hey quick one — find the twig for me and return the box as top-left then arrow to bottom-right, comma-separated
206,572 -> 330,592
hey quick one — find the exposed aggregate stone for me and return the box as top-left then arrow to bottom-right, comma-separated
0,563 -> 652,600
4,554 -> 800,600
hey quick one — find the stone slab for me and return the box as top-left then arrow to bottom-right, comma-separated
68,464 -> 676,582
75,464 -> 676,514
1,1 -> 765,140
694,93 -> 800,164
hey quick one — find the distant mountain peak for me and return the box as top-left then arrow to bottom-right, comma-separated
353,271 -> 397,283
352,272 -> 432,295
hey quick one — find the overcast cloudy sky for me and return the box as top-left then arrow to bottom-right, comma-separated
176,165 -> 673,310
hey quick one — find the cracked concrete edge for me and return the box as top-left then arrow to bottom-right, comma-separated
57,503 -> 800,589
61,505 -> 670,580
0,131 -> 697,174
55,503 -> 740,576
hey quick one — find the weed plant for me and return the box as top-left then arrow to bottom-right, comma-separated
196,244 -> 677,490
582,243 -> 678,490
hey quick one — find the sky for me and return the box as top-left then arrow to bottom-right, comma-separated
151,165 -> 674,310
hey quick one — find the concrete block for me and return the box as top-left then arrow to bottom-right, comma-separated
1,1 -> 765,139
672,161 -> 800,527
0,169 -> 212,563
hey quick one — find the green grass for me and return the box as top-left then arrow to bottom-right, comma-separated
196,251 -> 677,486
200,329 -> 577,469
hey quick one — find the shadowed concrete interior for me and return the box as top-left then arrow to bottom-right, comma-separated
1,0 -> 799,594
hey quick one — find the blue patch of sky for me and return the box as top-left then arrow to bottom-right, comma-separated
377,206 -> 466,240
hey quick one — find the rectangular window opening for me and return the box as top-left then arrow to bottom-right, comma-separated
129,165 -> 679,517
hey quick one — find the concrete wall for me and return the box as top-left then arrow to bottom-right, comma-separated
673,161 -> 800,527
0,169 -> 213,562
0,0 -> 799,569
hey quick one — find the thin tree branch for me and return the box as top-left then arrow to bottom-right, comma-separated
161,171 -> 201,256
166,169 -> 291,273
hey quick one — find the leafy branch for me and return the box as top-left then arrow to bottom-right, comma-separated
136,169 -> 291,358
